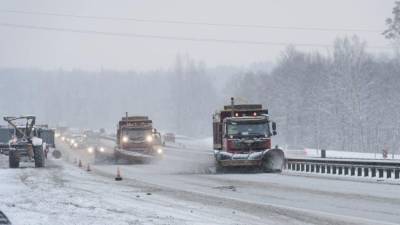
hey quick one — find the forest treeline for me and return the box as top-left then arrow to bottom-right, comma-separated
228,37 -> 400,153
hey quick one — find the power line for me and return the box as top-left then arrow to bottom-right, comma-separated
0,22 -> 390,49
0,9 -> 383,33
0,22 -> 391,50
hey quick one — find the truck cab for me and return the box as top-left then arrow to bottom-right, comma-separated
223,116 -> 273,152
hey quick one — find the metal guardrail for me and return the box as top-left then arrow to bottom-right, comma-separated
285,157 -> 400,180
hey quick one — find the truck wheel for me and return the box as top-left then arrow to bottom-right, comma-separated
215,161 -> 224,173
52,149 -> 62,159
33,146 -> 45,168
9,151 -> 20,168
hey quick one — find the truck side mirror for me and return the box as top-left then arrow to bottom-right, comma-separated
272,122 -> 277,136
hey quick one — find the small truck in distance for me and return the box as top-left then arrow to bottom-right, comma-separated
113,114 -> 163,162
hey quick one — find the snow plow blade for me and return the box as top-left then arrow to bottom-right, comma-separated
262,148 -> 285,172
215,148 -> 285,172
219,159 -> 262,167
114,148 -> 158,164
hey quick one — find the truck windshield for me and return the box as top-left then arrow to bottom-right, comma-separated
227,122 -> 269,136
122,129 -> 151,139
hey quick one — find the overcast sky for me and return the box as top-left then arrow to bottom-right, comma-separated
0,0 -> 395,71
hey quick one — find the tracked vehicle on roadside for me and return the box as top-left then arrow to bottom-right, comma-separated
4,116 -> 46,168
213,98 -> 285,172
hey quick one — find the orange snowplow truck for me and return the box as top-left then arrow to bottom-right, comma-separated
213,98 -> 285,172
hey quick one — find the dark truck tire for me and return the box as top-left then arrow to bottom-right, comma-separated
215,161 -> 225,173
52,149 -> 62,159
33,146 -> 45,168
9,150 -> 20,168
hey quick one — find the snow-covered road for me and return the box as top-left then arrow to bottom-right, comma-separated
0,154 -> 270,225
1,139 -> 400,225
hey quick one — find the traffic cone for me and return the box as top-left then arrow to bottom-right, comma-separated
78,159 -> 82,168
115,167 -> 122,181
86,163 -> 91,172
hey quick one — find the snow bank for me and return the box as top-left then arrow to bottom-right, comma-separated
303,148 -> 400,160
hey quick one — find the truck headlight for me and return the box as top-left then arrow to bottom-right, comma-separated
87,147 -> 94,153
157,148 -> 163,154
73,143 -> 78,148
146,135 -> 153,142
99,147 -> 105,152
122,136 -> 129,143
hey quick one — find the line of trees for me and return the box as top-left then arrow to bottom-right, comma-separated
226,36 -> 400,153
0,55 -> 220,136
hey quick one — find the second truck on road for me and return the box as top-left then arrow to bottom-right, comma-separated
113,114 -> 163,163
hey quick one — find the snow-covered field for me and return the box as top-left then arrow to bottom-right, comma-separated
1,138 -> 400,225
302,148 -> 400,160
